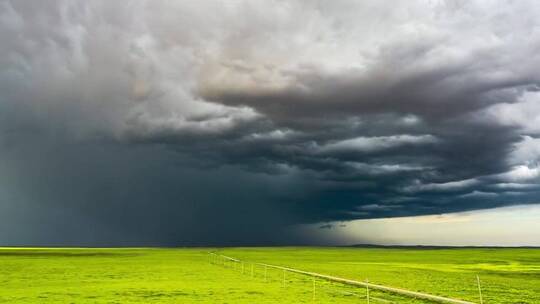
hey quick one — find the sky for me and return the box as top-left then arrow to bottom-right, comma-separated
298,204 -> 540,246
0,0 -> 539,246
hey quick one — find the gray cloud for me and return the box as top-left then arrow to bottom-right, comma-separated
1,0 -> 540,245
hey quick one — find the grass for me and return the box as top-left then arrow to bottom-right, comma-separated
0,247 -> 538,303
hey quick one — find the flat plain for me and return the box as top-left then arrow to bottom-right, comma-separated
0,247 -> 538,303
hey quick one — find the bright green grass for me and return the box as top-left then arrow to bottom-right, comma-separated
0,247 -> 538,303
221,247 -> 540,304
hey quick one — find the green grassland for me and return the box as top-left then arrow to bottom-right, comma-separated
0,247 -> 538,303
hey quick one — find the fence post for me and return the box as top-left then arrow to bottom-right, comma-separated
283,269 -> 286,287
477,275 -> 483,304
366,279 -> 370,304
312,278 -> 315,301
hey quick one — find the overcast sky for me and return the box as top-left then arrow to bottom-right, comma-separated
1,0 -> 540,246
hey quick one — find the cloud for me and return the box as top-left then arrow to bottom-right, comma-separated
402,178 -> 480,194
484,91 -> 540,135
318,135 -> 438,154
1,0 -> 540,245
319,224 -> 334,230
498,165 -> 540,182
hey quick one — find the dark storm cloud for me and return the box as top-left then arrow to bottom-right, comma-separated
1,0 -> 540,245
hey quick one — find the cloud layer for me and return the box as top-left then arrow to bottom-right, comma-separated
1,0 -> 540,245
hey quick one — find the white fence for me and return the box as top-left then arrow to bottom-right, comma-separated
209,252 -> 481,304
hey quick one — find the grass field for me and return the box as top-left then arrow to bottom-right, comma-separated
0,247 -> 538,303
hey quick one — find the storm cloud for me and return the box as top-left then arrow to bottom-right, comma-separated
1,0 -> 540,245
